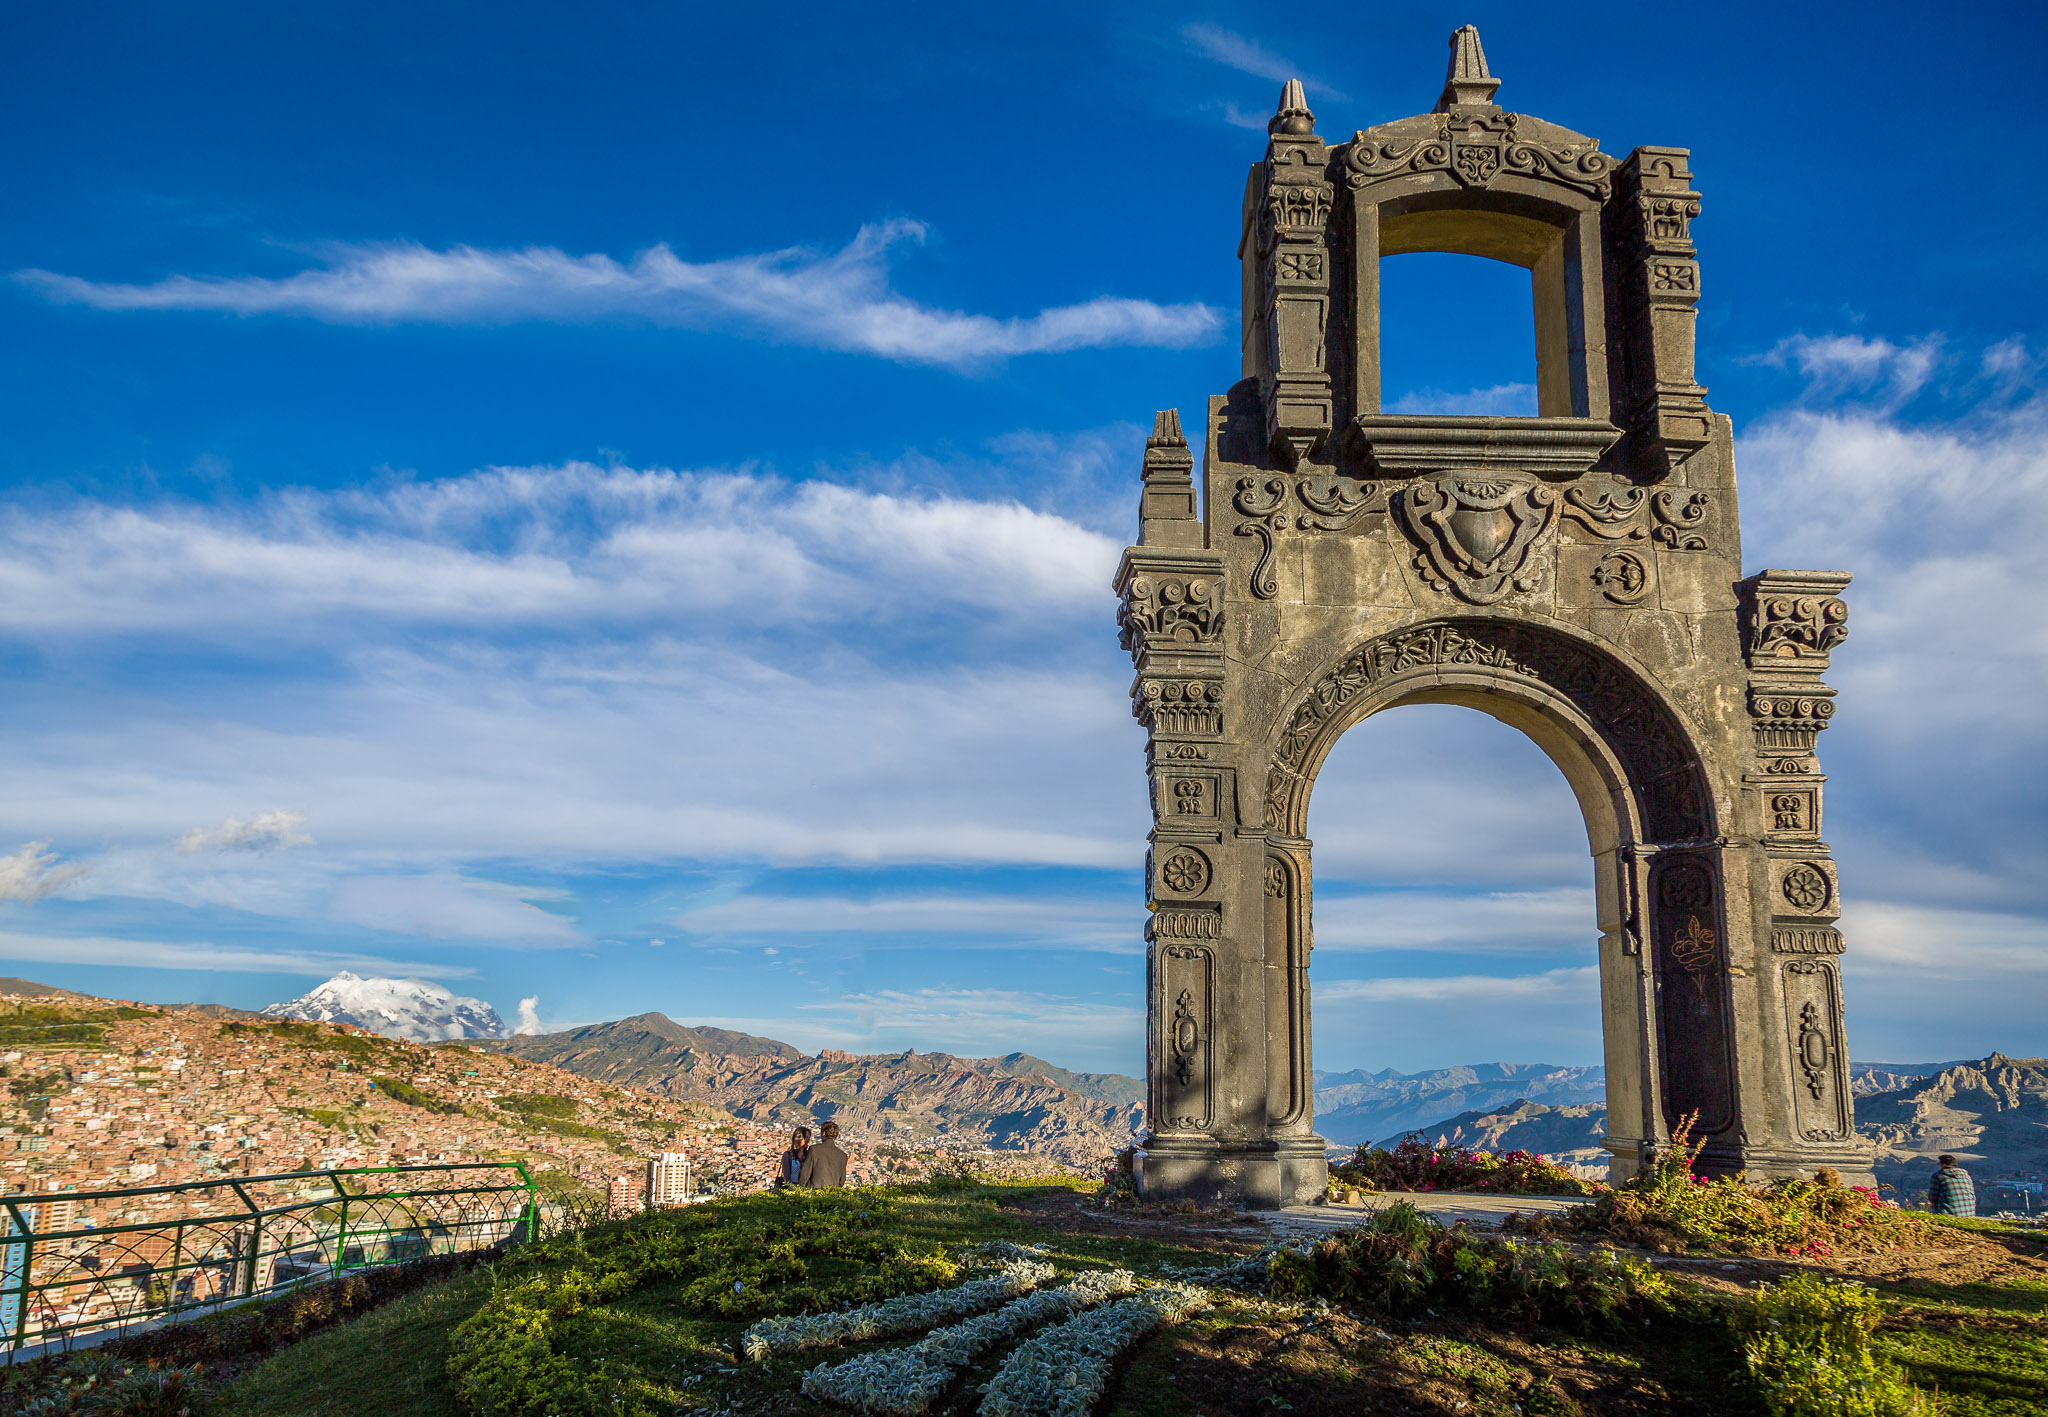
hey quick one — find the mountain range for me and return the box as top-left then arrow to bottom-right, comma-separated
1311,1062 -> 1609,1147
259,972 -> 505,1042
242,976 -> 2043,1198
477,1012 -> 1143,1168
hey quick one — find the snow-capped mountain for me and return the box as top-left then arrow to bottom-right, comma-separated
260,972 -> 504,1042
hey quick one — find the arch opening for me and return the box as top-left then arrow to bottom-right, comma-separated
1304,703 -> 1613,1174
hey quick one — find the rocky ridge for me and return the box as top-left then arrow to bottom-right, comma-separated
484,1013 -> 1143,1170
1313,1062 -> 1607,1147
1395,1099 -> 1611,1177
1856,1053 -> 2048,1206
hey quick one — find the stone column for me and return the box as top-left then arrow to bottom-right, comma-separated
1730,570 -> 1872,1181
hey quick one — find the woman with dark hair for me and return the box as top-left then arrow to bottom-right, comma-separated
778,1126 -> 812,1189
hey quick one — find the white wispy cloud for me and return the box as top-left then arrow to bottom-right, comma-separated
15,221 -> 1221,368
1317,966 -> 1599,1005
0,929 -> 475,979
1180,23 -> 1346,100
1311,888 -> 1594,953
801,987 -> 1144,1061
329,874 -> 583,945
0,843 -> 89,902
0,462 -> 1120,634
176,809 -> 313,854
671,892 -> 1137,951
1753,332 -> 1943,408
1386,382 -> 1539,417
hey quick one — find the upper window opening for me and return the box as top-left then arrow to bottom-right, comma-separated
1379,252 -> 1538,417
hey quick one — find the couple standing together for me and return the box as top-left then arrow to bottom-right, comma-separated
779,1121 -> 847,1188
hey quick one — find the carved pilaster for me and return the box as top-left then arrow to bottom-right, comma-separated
1612,147 -> 1710,475
1252,81 -> 1333,467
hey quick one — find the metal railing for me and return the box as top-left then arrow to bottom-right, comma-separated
0,1162 -> 537,1353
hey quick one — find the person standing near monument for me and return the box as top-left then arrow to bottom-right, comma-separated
799,1120 -> 848,1188
1929,1155 -> 1976,1216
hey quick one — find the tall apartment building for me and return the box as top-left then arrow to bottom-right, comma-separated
605,1173 -> 641,1219
645,1151 -> 691,1208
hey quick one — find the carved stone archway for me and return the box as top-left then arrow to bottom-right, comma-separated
1115,29 -> 1868,1207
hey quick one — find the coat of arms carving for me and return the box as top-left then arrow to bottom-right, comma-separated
1452,136 -> 1501,185
1394,476 -> 1559,604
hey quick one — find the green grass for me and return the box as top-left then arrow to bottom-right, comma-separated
215,1267 -> 497,1417
203,1180 -> 2048,1417
369,1074 -> 463,1114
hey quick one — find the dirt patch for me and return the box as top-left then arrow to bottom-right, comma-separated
997,1190 -> 1267,1256
1106,1303 -> 1754,1417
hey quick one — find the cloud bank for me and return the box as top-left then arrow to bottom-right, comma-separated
16,221 -> 1221,369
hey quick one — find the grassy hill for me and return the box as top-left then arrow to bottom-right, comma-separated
13,1173 -> 2032,1417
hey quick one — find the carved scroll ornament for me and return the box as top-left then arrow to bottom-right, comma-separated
1343,111 -> 1614,198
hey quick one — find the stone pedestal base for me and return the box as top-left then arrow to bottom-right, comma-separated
1725,1142 -> 1877,1190
1134,1134 -> 1329,1210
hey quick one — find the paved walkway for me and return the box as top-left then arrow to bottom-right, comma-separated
1258,1191 -> 1592,1238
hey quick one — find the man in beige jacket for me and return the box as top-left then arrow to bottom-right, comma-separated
798,1120 -> 848,1188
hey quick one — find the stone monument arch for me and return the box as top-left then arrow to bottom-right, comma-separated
1115,27 -> 1869,1207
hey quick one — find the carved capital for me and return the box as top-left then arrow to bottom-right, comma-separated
1115,553 -> 1227,660
1740,570 -> 1852,672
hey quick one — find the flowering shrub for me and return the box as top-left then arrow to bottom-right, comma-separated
6,1356 -> 212,1416
979,1283 -> 1211,1417
1095,1146 -> 1138,1208
801,1269 -> 1140,1414
1524,1115 -> 1934,1256
1268,1201 -> 1679,1329
1735,1272 -> 1931,1416
1336,1134 -> 1600,1196
741,1260 -> 1054,1362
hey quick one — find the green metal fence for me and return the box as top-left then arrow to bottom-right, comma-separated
1,1161 -> 537,1353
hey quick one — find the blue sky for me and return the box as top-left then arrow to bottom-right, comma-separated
3,2 -> 2045,1076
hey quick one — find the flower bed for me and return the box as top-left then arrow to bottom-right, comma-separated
1515,1116 -> 1936,1257
979,1283 -> 1211,1417
742,1260 -> 1054,1362
1268,1201 -> 1680,1329
1334,1134 -> 1600,1196
801,1269 -> 1139,1415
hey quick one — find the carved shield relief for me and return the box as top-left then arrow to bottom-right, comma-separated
1395,477 -> 1559,604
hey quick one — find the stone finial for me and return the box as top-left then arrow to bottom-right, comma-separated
1148,409 -> 1186,447
1434,25 -> 1501,110
1269,79 -> 1315,136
